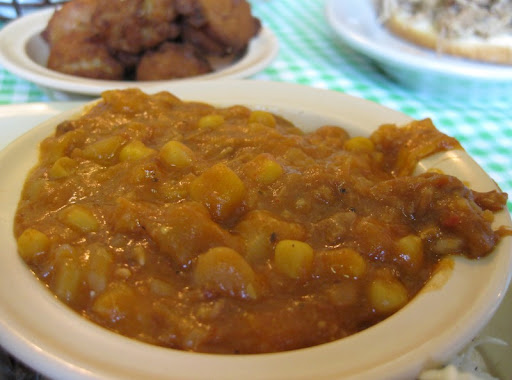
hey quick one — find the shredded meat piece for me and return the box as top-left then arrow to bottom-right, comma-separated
369,172 -> 506,258
377,0 -> 512,38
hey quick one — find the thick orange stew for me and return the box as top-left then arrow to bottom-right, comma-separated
14,89 -> 509,354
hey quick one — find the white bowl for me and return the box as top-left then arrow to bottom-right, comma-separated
0,9 -> 278,98
0,80 -> 510,380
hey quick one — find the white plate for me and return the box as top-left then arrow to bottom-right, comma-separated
325,0 -> 512,97
0,9 -> 279,97
0,80 -> 511,380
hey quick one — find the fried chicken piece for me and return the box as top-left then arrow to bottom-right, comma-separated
47,32 -> 124,80
136,42 -> 212,80
92,0 -> 180,54
177,0 -> 261,56
42,0 -> 100,46
181,23 -> 228,56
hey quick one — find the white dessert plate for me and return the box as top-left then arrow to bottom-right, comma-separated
325,0 -> 512,97
0,9 -> 279,97
0,81 -> 510,380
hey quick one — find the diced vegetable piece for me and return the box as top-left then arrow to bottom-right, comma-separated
131,245 -> 147,266
194,247 -> 258,299
396,234 -> 423,271
159,140 -> 194,168
49,157 -> 78,179
344,136 -> 374,153
324,281 -> 358,307
53,244 -> 76,260
245,154 -> 283,185
54,257 -> 81,302
190,163 -> 246,222
40,129 -> 85,162
198,114 -> 224,129
81,135 -> 124,164
148,277 -> 176,296
314,248 -> 367,278
249,110 -> 276,128
17,228 -> 50,261
119,140 -> 156,162
92,282 -> 135,321
86,244 -> 113,293
274,240 -> 314,279
144,202 -> 242,267
235,210 -> 306,263
431,237 -> 463,255
368,276 -> 408,314
59,204 -> 100,232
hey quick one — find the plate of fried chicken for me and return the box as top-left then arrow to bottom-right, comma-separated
0,0 -> 278,97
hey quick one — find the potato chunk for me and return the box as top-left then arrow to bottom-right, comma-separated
368,275 -> 408,314
194,247 -> 258,300
314,248 -> 367,279
81,135 -> 124,164
274,240 -> 314,279
344,136 -> 374,153
249,110 -> 276,128
59,204 -> 100,232
86,244 -> 113,293
92,282 -> 136,321
198,114 -> 224,129
190,163 -> 246,222
54,257 -> 81,302
49,156 -> 78,179
17,228 -> 51,261
142,201 -> 242,268
119,140 -> 156,162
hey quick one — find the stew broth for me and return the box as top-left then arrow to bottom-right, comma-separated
14,89 -> 509,354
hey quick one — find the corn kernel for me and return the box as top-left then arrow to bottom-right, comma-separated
368,277 -> 408,314
17,228 -> 50,261
245,154 -> 284,185
59,204 -> 100,232
159,140 -> 194,168
396,234 -> 423,271
235,210 -> 306,264
198,114 -> 224,129
119,140 -> 156,162
274,240 -> 314,279
249,110 -> 276,128
257,158 -> 283,184
344,136 -> 374,153
194,247 -> 258,299
49,157 -> 78,179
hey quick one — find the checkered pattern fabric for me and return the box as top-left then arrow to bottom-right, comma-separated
0,0 -> 511,211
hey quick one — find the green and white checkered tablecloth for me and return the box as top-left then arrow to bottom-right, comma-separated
0,0 -> 511,212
